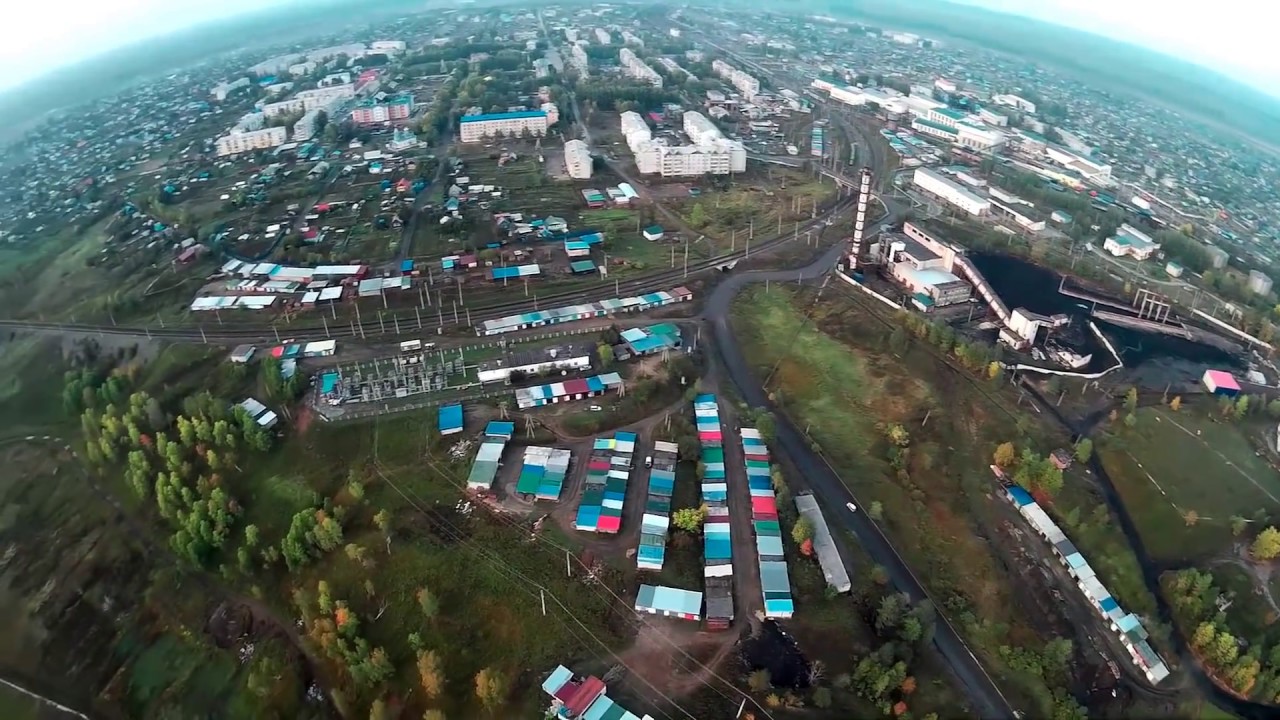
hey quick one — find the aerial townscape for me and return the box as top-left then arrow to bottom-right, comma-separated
8,1 -> 1280,718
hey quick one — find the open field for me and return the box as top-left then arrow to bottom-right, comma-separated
730,284 -> 1169,715
1099,406 -> 1280,566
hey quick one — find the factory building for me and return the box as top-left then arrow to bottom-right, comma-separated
912,168 -> 991,216
1103,224 -> 1160,261
1045,145 -> 1113,186
911,107 -> 1007,152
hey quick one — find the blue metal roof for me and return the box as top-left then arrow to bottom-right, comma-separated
1006,486 -> 1035,506
437,404 -> 463,432
459,110 -> 547,123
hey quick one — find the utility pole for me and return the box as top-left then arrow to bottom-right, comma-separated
683,238 -> 689,278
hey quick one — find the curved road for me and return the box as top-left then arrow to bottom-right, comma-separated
700,203 -> 1017,718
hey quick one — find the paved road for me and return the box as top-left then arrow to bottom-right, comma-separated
698,199 -> 1018,719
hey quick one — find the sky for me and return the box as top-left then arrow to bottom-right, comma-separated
0,0 -> 289,91
956,0 -> 1280,97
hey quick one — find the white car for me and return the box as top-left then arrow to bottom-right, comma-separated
846,502 -> 858,513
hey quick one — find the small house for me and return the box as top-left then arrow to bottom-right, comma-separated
642,225 -> 664,242
228,344 -> 257,364
1203,369 -> 1240,397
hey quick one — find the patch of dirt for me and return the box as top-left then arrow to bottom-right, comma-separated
615,617 -> 741,700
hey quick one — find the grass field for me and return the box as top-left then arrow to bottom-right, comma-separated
730,285 -> 1165,715
1099,407 -> 1280,566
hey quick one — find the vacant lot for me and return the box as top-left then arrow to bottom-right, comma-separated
1099,407 -> 1280,566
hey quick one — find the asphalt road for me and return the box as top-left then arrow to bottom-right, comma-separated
699,198 -> 1018,719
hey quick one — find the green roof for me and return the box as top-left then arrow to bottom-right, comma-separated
912,292 -> 935,307
935,107 -> 966,120
913,117 -> 958,136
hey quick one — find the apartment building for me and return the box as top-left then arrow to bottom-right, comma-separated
594,28 -> 612,44
216,127 -> 288,157
622,110 -> 746,177
619,48 -> 662,88
564,139 -> 593,179
292,110 -> 325,141
212,78 -> 251,101
351,95 -> 414,125
296,84 -> 355,111
262,98 -> 306,118
370,40 -> 407,54
712,59 -> 760,100
459,110 -> 549,142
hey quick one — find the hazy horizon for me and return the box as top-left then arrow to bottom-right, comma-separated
953,0 -> 1280,99
0,0 -> 1276,102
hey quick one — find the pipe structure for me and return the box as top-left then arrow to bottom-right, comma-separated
851,167 -> 873,268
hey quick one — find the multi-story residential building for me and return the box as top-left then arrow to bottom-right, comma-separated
595,28 -> 612,44
619,48 -> 663,88
564,139 -> 593,179
250,54 -> 303,77
216,126 -> 288,157
288,61 -> 318,77
292,110 -> 325,141
541,103 -> 560,125
305,44 -> 366,63
262,98 -> 306,118
350,95 -> 414,125
370,40 -> 407,54
296,84 -> 355,111
459,110 -> 549,142
622,111 -> 746,177
212,78 -> 251,101
570,44 -> 589,77
992,93 -> 1037,114
622,30 -> 643,47
712,59 -> 760,100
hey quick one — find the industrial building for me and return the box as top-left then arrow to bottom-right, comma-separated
459,110 -> 549,142
563,139 -> 592,179
992,93 -> 1037,114
912,167 -> 992,215
1103,224 -> 1160,260
476,345 -> 593,384
910,107 -> 1007,152
711,59 -> 759,100
619,48 -> 663,87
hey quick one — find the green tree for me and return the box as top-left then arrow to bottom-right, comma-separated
1192,621 -> 1217,650
417,587 -> 440,619
596,343 -> 614,368
868,500 -> 884,520
1124,387 -> 1139,412
1231,516 -> 1249,537
791,516 -> 814,545
1073,438 -> 1093,463
987,362 -> 1002,381
688,202 -> 708,228
812,686 -> 832,708
672,505 -> 707,533
374,509 -> 392,535
1211,630 -> 1239,667
875,593 -> 907,635
474,667 -> 508,711
1235,395 -> 1250,420
1252,527 -> 1280,560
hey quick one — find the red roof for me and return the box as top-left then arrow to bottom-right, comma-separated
554,679 -> 580,704
751,496 -> 778,515
597,516 -> 622,533
564,676 -> 606,716
561,378 -> 590,395
744,452 -> 769,462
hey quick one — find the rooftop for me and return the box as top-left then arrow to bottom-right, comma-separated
460,110 -> 547,123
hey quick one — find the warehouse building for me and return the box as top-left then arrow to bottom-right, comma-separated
795,494 -> 852,592
476,345 -> 593,384
912,167 -> 991,216
1103,224 -> 1160,260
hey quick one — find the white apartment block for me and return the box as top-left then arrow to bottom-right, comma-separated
992,93 -> 1037,114
570,44 -> 590,77
459,111 -> 549,143
622,111 -> 746,177
619,48 -> 663,88
595,28 -> 612,44
564,139 -> 593,179
289,61 -> 318,77
912,168 -> 991,216
212,78 -> 251,101
292,109 -> 325,141
306,44 -> 366,63
216,127 -> 288,157
541,103 -> 560,125
565,28 -> 579,43
622,31 -> 643,47
250,54 -> 303,77
262,98 -> 306,118
371,40 -> 407,54
712,60 -> 760,100
296,84 -> 355,111
233,112 -> 266,133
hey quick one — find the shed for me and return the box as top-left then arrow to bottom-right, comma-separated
438,404 -> 464,435
1202,369 -> 1240,397
634,584 -> 703,621
642,225 -> 664,242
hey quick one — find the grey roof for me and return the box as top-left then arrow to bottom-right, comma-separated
794,494 -> 852,592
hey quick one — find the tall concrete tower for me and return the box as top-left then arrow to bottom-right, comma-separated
850,167 -> 873,269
